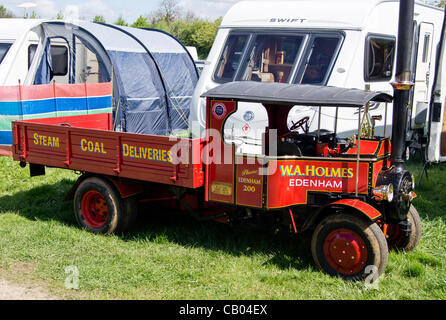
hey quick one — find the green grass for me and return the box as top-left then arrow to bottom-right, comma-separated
0,155 -> 445,300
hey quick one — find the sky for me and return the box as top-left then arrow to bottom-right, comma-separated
1,0 -> 440,24
1,0 -> 240,23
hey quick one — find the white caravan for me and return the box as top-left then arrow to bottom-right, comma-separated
0,19 -> 44,85
0,18 -> 110,88
0,19 -> 76,86
190,0 -> 445,160
427,7 -> 446,163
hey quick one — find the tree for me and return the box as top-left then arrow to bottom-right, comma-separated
434,0 -> 446,7
129,0 -> 222,58
156,0 -> 180,24
93,15 -> 106,23
114,16 -> 128,26
56,11 -> 63,20
26,11 -> 39,19
183,10 -> 197,23
0,5 -> 15,18
177,17 -> 222,59
131,15 -> 150,28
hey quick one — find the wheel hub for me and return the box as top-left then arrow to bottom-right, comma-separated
323,229 -> 368,275
81,191 -> 108,228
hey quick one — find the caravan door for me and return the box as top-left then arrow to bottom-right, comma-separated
412,22 -> 434,131
427,11 -> 446,163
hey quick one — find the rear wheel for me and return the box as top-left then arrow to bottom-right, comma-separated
121,196 -> 139,231
311,213 -> 388,281
74,176 -> 136,234
386,205 -> 422,252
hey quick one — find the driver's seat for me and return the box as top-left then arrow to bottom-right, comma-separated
277,140 -> 302,156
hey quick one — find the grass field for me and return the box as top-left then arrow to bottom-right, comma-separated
0,155 -> 445,300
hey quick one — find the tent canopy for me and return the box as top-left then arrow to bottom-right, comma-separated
33,21 -> 198,136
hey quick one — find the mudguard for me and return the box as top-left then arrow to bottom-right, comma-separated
300,199 -> 383,232
65,174 -> 143,200
328,199 -> 382,221
104,176 -> 144,199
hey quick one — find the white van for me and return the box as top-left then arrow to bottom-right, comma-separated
190,0 -> 444,160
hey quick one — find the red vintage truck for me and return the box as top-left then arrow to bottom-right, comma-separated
11,81 -> 421,280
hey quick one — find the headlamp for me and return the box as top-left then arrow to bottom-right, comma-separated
373,184 -> 394,202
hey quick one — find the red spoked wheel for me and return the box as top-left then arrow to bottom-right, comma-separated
81,191 -> 109,229
74,176 -> 137,235
323,229 -> 368,275
311,213 -> 388,281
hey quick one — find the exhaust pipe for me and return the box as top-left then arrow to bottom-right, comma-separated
391,0 -> 415,169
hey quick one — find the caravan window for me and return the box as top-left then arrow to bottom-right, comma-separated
51,46 -> 68,76
365,35 -> 395,81
422,33 -> 431,63
238,34 -> 304,83
74,37 -> 105,83
28,44 -> 68,76
214,31 -> 343,85
299,36 -> 342,85
215,34 -> 249,82
0,43 -> 12,65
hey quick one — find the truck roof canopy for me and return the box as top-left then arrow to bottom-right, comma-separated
202,81 -> 393,107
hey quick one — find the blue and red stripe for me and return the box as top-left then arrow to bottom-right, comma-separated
0,82 -> 113,145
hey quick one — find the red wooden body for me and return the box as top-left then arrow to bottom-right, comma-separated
12,100 -> 390,211
12,113 -> 204,189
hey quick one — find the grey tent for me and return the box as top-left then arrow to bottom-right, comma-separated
31,21 -> 198,136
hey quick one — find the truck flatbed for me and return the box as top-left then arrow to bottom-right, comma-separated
12,113 -> 204,189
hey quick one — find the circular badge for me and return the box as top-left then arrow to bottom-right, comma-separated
243,110 -> 255,122
213,103 -> 227,119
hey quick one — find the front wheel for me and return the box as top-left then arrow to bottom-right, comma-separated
386,205 -> 422,252
311,213 -> 388,281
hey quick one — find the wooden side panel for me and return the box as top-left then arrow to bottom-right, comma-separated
266,159 -> 370,209
12,114 -> 204,189
235,156 -> 264,208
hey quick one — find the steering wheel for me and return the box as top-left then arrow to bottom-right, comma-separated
289,116 -> 310,134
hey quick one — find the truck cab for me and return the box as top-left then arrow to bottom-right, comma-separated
202,81 -> 419,279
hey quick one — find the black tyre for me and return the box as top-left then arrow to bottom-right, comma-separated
73,176 -> 133,235
387,205 -> 422,252
120,196 -> 139,232
311,213 -> 388,281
